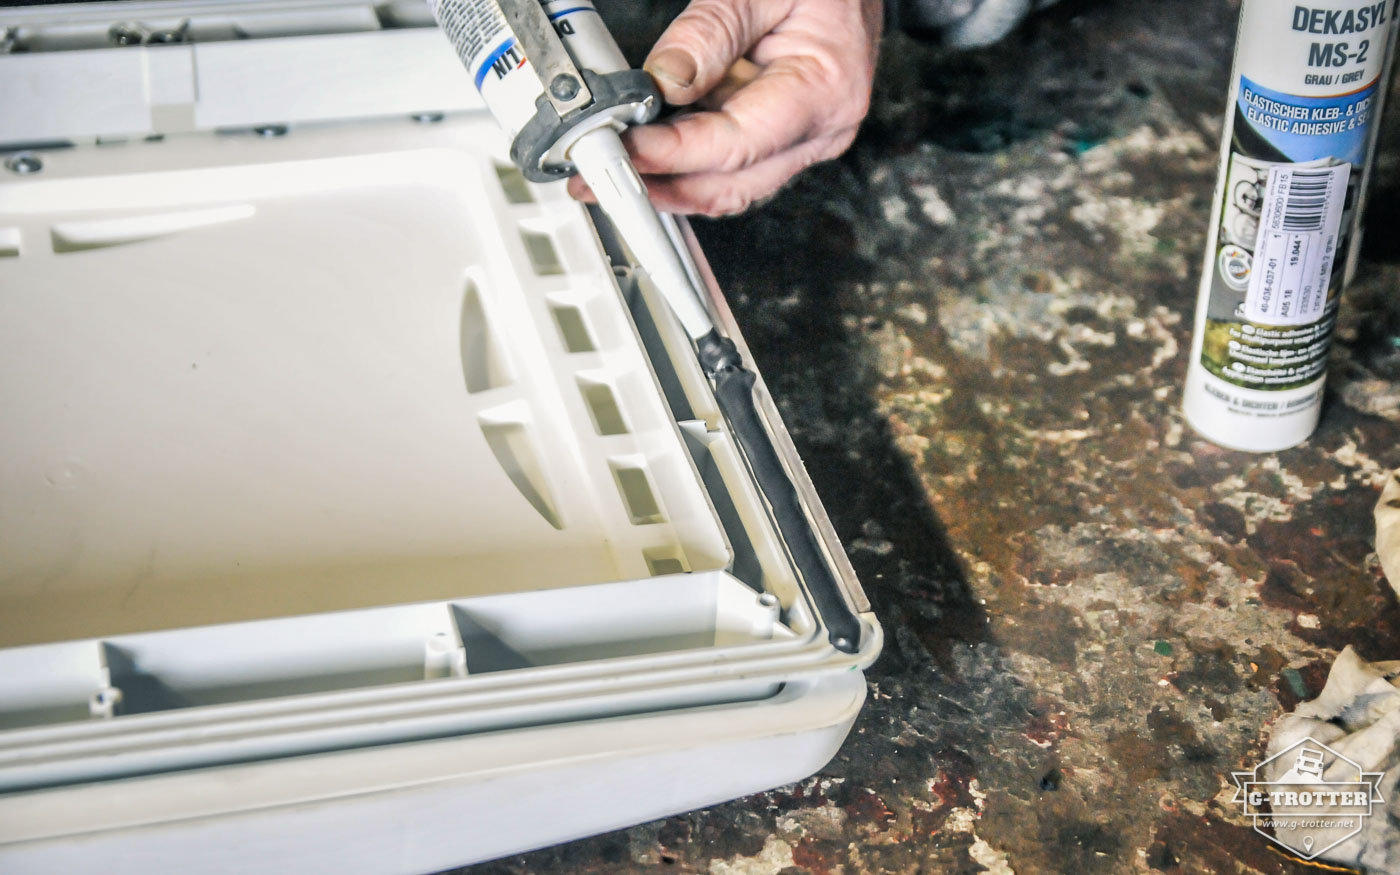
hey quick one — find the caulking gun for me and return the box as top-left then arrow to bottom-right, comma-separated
424,0 -> 713,338
425,0 -> 866,653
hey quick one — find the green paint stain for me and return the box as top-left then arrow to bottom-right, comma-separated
1154,640 -> 1173,656
1282,668 -> 1309,699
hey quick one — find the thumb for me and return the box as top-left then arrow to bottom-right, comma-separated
644,0 -> 793,105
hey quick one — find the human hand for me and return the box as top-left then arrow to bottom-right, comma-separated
568,0 -> 883,216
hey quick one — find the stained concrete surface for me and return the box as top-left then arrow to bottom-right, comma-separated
453,0 -> 1400,871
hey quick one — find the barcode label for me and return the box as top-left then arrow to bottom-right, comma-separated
1245,163 -> 1350,326
1279,171 -> 1330,232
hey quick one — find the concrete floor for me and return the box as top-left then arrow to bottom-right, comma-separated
455,0 -> 1400,871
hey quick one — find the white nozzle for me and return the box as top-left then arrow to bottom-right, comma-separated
566,127 -> 713,340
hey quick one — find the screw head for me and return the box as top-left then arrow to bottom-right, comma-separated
549,74 -> 580,102
254,124 -> 289,138
5,152 -> 41,175
108,23 -> 146,46
412,112 -> 445,124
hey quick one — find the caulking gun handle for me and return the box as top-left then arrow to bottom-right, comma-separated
700,332 -> 863,654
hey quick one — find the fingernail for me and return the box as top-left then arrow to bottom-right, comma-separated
646,48 -> 697,90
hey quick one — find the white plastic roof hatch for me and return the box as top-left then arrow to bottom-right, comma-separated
0,3 -> 880,872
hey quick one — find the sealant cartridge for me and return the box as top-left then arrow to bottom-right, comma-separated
1183,0 -> 1399,451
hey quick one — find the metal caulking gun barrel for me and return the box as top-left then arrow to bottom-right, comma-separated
425,0 -> 866,654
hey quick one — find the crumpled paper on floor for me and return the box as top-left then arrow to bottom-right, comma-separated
1266,647 -> 1400,870
1260,475 -> 1400,867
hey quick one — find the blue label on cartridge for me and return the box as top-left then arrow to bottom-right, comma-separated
1237,75 -> 1380,165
